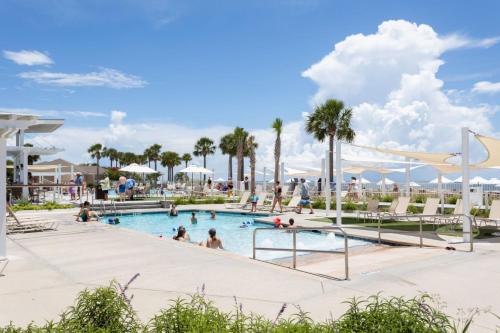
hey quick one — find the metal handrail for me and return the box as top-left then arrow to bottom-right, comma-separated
377,213 -> 475,252
252,226 -> 350,280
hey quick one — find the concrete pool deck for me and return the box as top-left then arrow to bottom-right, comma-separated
1,205 -> 500,331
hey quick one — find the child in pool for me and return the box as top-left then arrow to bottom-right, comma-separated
191,212 -> 198,224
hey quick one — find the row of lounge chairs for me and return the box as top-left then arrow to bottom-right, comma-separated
225,191 -> 302,212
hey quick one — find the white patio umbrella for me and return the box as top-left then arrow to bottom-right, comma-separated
487,177 -> 500,185
215,177 -> 225,182
429,176 -> 453,184
119,163 -> 157,174
470,176 -> 489,184
409,181 -> 421,187
377,178 -> 395,185
179,165 -> 213,193
360,177 -> 371,184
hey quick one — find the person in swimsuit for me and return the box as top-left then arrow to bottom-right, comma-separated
297,178 -> 314,214
202,228 -> 224,249
173,226 -> 190,242
191,212 -> 198,224
270,180 -> 283,213
250,192 -> 259,212
169,204 -> 178,216
210,210 -> 216,219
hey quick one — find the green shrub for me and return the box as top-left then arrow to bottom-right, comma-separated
11,201 -> 74,212
407,205 -> 421,214
380,194 -> 395,202
342,201 -> 358,211
414,194 -> 426,204
446,195 -> 459,205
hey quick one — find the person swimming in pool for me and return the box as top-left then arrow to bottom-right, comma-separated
210,210 -> 216,220
201,228 -> 223,249
191,212 -> 198,224
169,204 -> 178,217
173,226 -> 190,242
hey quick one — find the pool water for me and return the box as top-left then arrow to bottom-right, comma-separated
105,211 -> 372,260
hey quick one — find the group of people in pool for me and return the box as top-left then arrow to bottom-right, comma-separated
169,208 -> 223,249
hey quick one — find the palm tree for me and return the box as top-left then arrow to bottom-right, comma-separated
87,143 -> 104,180
181,153 -> 192,168
143,147 -> 152,167
161,151 -> 181,182
233,127 -> 247,189
193,137 -> 216,182
305,99 -> 355,182
106,148 -> 118,167
23,143 -> 40,165
247,135 -> 257,193
149,144 -> 162,170
219,133 -> 237,181
272,118 -> 283,184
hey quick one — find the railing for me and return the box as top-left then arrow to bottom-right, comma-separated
252,226 -> 350,280
377,214 -> 475,252
7,184 -> 84,204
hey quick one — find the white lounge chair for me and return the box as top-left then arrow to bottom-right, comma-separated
0,257 -> 8,275
435,199 -> 463,225
6,206 -> 58,233
476,199 -> 500,227
225,191 -> 250,209
380,197 -> 410,220
283,195 -> 301,212
358,199 -> 379,222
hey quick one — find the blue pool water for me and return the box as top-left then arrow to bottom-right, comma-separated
105,211 -> 372,260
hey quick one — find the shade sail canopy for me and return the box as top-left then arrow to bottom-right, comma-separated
454,176 -> 489,184
360,177 -> 371,184
119,163 -> 158,174
355,145 -> 456,164
215,177 -> 225,182
475,135 -> 500,168
179,165 -> 213,174
487,177 -> 500,185
409,181 -> 421,187
429,176 -> 453,184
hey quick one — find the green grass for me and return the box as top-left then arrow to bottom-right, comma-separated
0,279 -> 479,332
309,216 -> 492,239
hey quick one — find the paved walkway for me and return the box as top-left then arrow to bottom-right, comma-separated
1,206 -> 499,331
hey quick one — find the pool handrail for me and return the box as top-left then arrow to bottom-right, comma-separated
377,213 -> 475,252
252,226 -> 349,280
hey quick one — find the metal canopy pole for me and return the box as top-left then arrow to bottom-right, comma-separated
462,127 -> 471,242
325,150 -> 331,217
335,139 -> 342,226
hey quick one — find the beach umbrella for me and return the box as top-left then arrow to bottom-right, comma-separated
119,163 -> 157,174
360,177 -> 371,184
409,181 -> 421,187
215,177 -> 225,182
470,176 -> 489,184
377,178 -> 395,185
179,165 -> 213,193
453,176 -> 462,183
487,177 -> 500,185
429,176 -> 453,184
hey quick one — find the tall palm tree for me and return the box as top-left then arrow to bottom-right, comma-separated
87,143 -> 104,180
23,143 -> 40,165
272,118 -> 283,184
233,127 -> 247,189
181,153 -> 192,168
106,148 -> 118,167
219,133 -> 237,181
247,135 -> 257,193
161,151 -> 181,182
143,147 -> 152,167
193,137 -> 216,182
305,99 -> 356,182
149,144 -> 162,170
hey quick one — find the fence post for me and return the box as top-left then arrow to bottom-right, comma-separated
292,230 -> 297,269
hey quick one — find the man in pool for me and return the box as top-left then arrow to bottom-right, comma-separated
201,228 -> 223,249
169,204 -> 178,216
287,218 -> 296,228
191,212 -> 198,224
210,210 -> 216,219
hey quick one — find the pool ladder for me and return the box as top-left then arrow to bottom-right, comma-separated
252,226 -> 350,280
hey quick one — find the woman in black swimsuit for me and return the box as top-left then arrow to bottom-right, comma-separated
270,180 -> 283,213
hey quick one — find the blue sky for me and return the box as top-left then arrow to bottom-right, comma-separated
1,0 -> 499,180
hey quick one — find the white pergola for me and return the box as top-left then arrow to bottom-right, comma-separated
1,113 -> 39,262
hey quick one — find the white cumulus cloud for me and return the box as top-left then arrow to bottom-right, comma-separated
18,67 -> 146,89
3,50 -> 54,66
472,81 -> 500,94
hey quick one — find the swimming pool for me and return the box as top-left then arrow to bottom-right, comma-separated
105,211 -> 372,260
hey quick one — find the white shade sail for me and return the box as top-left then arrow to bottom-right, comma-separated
119,163 -> 158,174
454,176 -> 489,184
409,181 -> 421,187
360,177 -> 371,184
487,177 -> 500,185
215,177 -> 225,182
179,165 -> 213,174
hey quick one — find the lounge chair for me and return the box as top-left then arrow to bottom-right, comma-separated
0,257 -> 8,275
435,199 -> 462,226
380,197 -> 410,220
254,192 -> 269,211
225,191 -> 250,209
476,200 -> 500,227
357,199 -> 379,222
6,206 -> 58,234
283,195 -> 301,212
